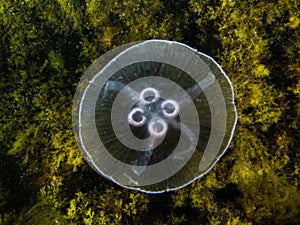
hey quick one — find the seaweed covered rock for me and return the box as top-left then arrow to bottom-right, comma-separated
0,0 -> 299,224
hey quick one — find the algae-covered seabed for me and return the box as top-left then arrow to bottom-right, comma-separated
0,0 -> 299,224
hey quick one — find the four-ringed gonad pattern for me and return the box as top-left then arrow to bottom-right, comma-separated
72,40 -> 238,193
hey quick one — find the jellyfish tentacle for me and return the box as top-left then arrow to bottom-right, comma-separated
170,120 -> 197,161
178,72 -> 216,107
123,173 -> 139,185
131,150 -> 153,175
131,117 -> 168,175
131,136 -> 159,175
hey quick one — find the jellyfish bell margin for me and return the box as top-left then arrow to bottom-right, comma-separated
72,40 -> 238,193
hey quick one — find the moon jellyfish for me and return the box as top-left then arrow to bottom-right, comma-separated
72,40 -> 238,193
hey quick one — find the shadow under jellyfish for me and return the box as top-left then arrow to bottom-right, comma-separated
72,40 -> 238,193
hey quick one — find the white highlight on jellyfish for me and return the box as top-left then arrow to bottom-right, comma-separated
128,107 -> 146,127
161,99 -> 180,119
139,87 -> 160,105
123,173 -> 139,185
148,117 -> 168,138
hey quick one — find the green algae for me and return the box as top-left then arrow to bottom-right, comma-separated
0,0 -> 299,224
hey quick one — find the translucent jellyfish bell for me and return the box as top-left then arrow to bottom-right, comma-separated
72,40 -> 238,193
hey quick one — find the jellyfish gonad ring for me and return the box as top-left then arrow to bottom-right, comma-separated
72,40 -> 238,193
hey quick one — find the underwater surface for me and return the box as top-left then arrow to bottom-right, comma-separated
0,0 -> 299,224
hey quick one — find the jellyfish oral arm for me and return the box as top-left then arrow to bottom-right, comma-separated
171,122 -> 197,161
102,80 -> 139,101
